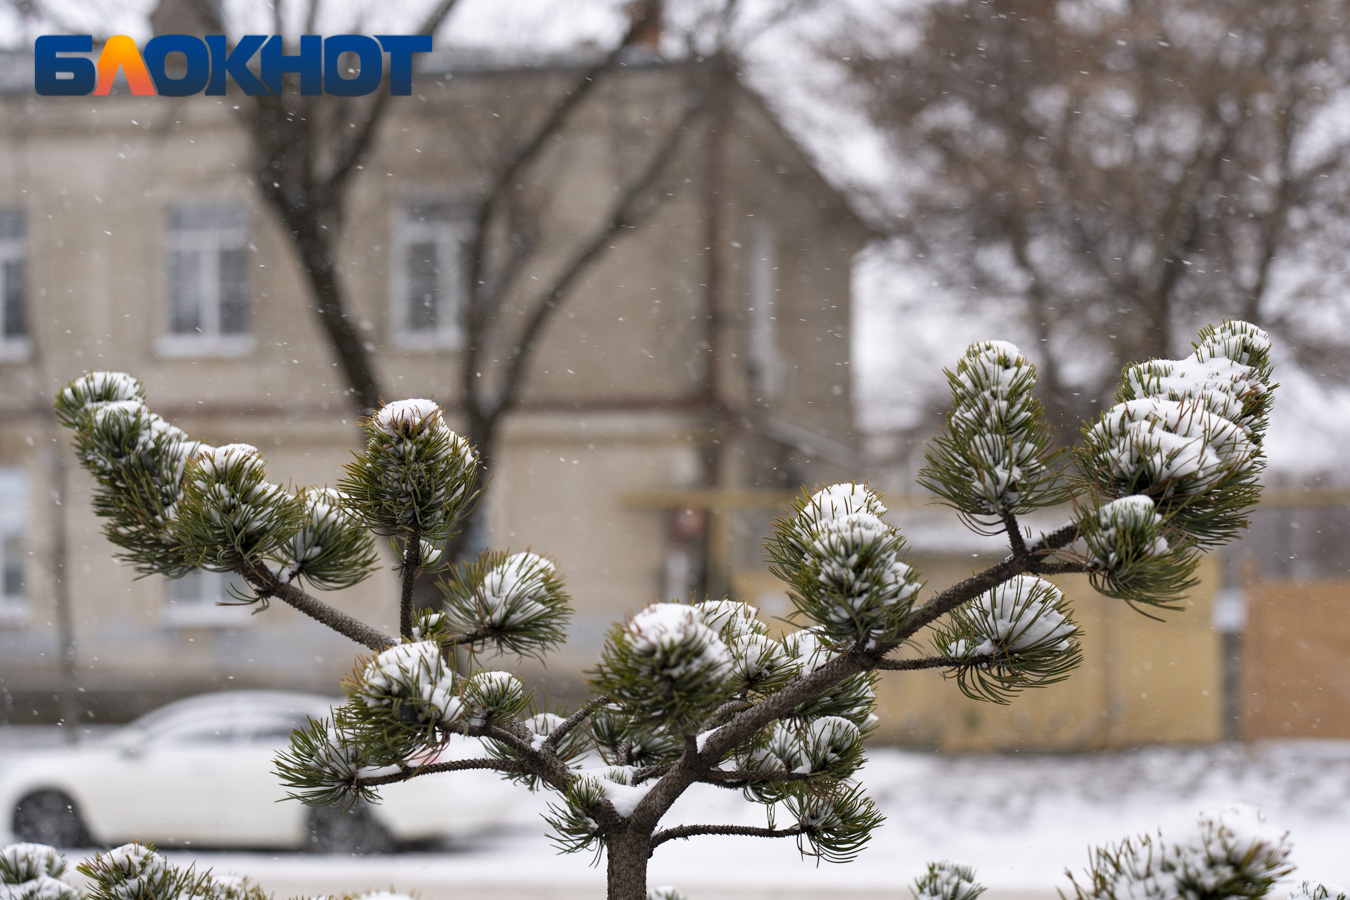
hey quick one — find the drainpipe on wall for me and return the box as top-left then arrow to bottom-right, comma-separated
1212,557 -> 1251,742
47,438 -> 81,742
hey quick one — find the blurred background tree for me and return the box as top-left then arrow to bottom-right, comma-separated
825,0 -> 1350,434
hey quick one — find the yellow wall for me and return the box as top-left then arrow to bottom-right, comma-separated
1244,577 -> 1350,738
734,553 -> 1224,750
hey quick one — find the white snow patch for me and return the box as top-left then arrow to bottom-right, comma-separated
807,483 -> 887,521
372,399 -> 444,436
476,552 -> 556,628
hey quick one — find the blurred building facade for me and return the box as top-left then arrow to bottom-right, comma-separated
0,44 -> 870,720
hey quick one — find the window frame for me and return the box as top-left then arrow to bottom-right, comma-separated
157,202 -> 253,358
390,198 -> 473,351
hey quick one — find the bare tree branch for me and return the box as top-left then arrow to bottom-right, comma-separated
485,77 -> 712,422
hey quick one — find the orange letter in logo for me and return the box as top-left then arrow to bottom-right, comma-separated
93,35 -> 156,96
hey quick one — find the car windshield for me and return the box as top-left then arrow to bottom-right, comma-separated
120,693 -> 331,747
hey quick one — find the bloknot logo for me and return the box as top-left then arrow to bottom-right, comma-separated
34,34 -> 432,97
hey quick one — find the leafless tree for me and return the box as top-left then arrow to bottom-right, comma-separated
830,0 -> 1350,431
168,0 -> 724,562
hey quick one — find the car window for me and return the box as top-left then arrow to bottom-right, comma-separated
140,707 -> 237,746
235,709 -> 315,744
144,719 -> 233,745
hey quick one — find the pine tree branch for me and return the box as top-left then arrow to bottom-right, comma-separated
1029,560 -> 1089,576
652,822 -> 805,849
471,721 -> 577,795
400,527 -> 422,641
240,561 -> 394,652
698,769 -> 824,785
698,698 -> 753,733
542,694 -> 612,753
1003,511 -> 1029,559
353,756 -> 532,788
631,765 -> 673,785
876,655 -> 964,671
697,522 -> 1085,765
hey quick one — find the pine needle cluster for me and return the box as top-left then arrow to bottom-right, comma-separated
932,575 -> 1083,704
438,550 -> 572,659
912,861 -> 986,900
338,398 -> 478,542
0,841 -> 407,900
1078,320 -> 1275,548
54,372 -> 207,577
767,483 -> 924,645
919,341 -> 1068,526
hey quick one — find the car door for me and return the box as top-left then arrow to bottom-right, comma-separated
79,705 -> 237,844
216,701 -> 322,847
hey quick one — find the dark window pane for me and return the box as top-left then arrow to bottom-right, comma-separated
2,533 -> 23,600
168,250 -> 202,334
218,247 -> 249,335
168,204 -> 248,232
0,211 -> 24,241
407,201 -> 454,224
3,258 -> 25,339
406,240 -> 439,332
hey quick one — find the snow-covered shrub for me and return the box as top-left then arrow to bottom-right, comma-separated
1063,805 -> 1293,900
54,320 -> 1312,900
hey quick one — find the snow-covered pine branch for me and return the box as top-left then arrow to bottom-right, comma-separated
1078,320 -> 1274,548
766,483 -> 925,646
337,399 -> 478,544
438,549 -> 573,659
932,575 -> 1082,704
172,444 -> 308,577
48,319 -> 1305,900
1063,804 -> 1293,900
918,341 -> 1069,526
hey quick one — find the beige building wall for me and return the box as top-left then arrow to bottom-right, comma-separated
0,58 -> 869,720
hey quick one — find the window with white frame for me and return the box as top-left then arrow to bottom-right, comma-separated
162,203 -> 250,353
393,200 -> 471,348
0,467 -> 28,623
164,570 -> 254,626
0,210 -> 28,359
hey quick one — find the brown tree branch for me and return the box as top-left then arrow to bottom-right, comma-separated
652,822 -> 804,849
399,527 -> 422,641
461,0 -> 663,418
354,756 -> 532,787
240,561 -> 394,652
486,80 -> 711,422
875,655 -> 961,672
543,694 -> 613,752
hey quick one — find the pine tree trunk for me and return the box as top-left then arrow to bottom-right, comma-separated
606,831 -> 652,900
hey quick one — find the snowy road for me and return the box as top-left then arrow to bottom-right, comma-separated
7,731 -> 1348,898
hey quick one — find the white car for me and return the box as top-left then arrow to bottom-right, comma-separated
0,691 -> 516,853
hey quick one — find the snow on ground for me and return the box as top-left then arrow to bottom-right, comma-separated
6,729 -> 1346,898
